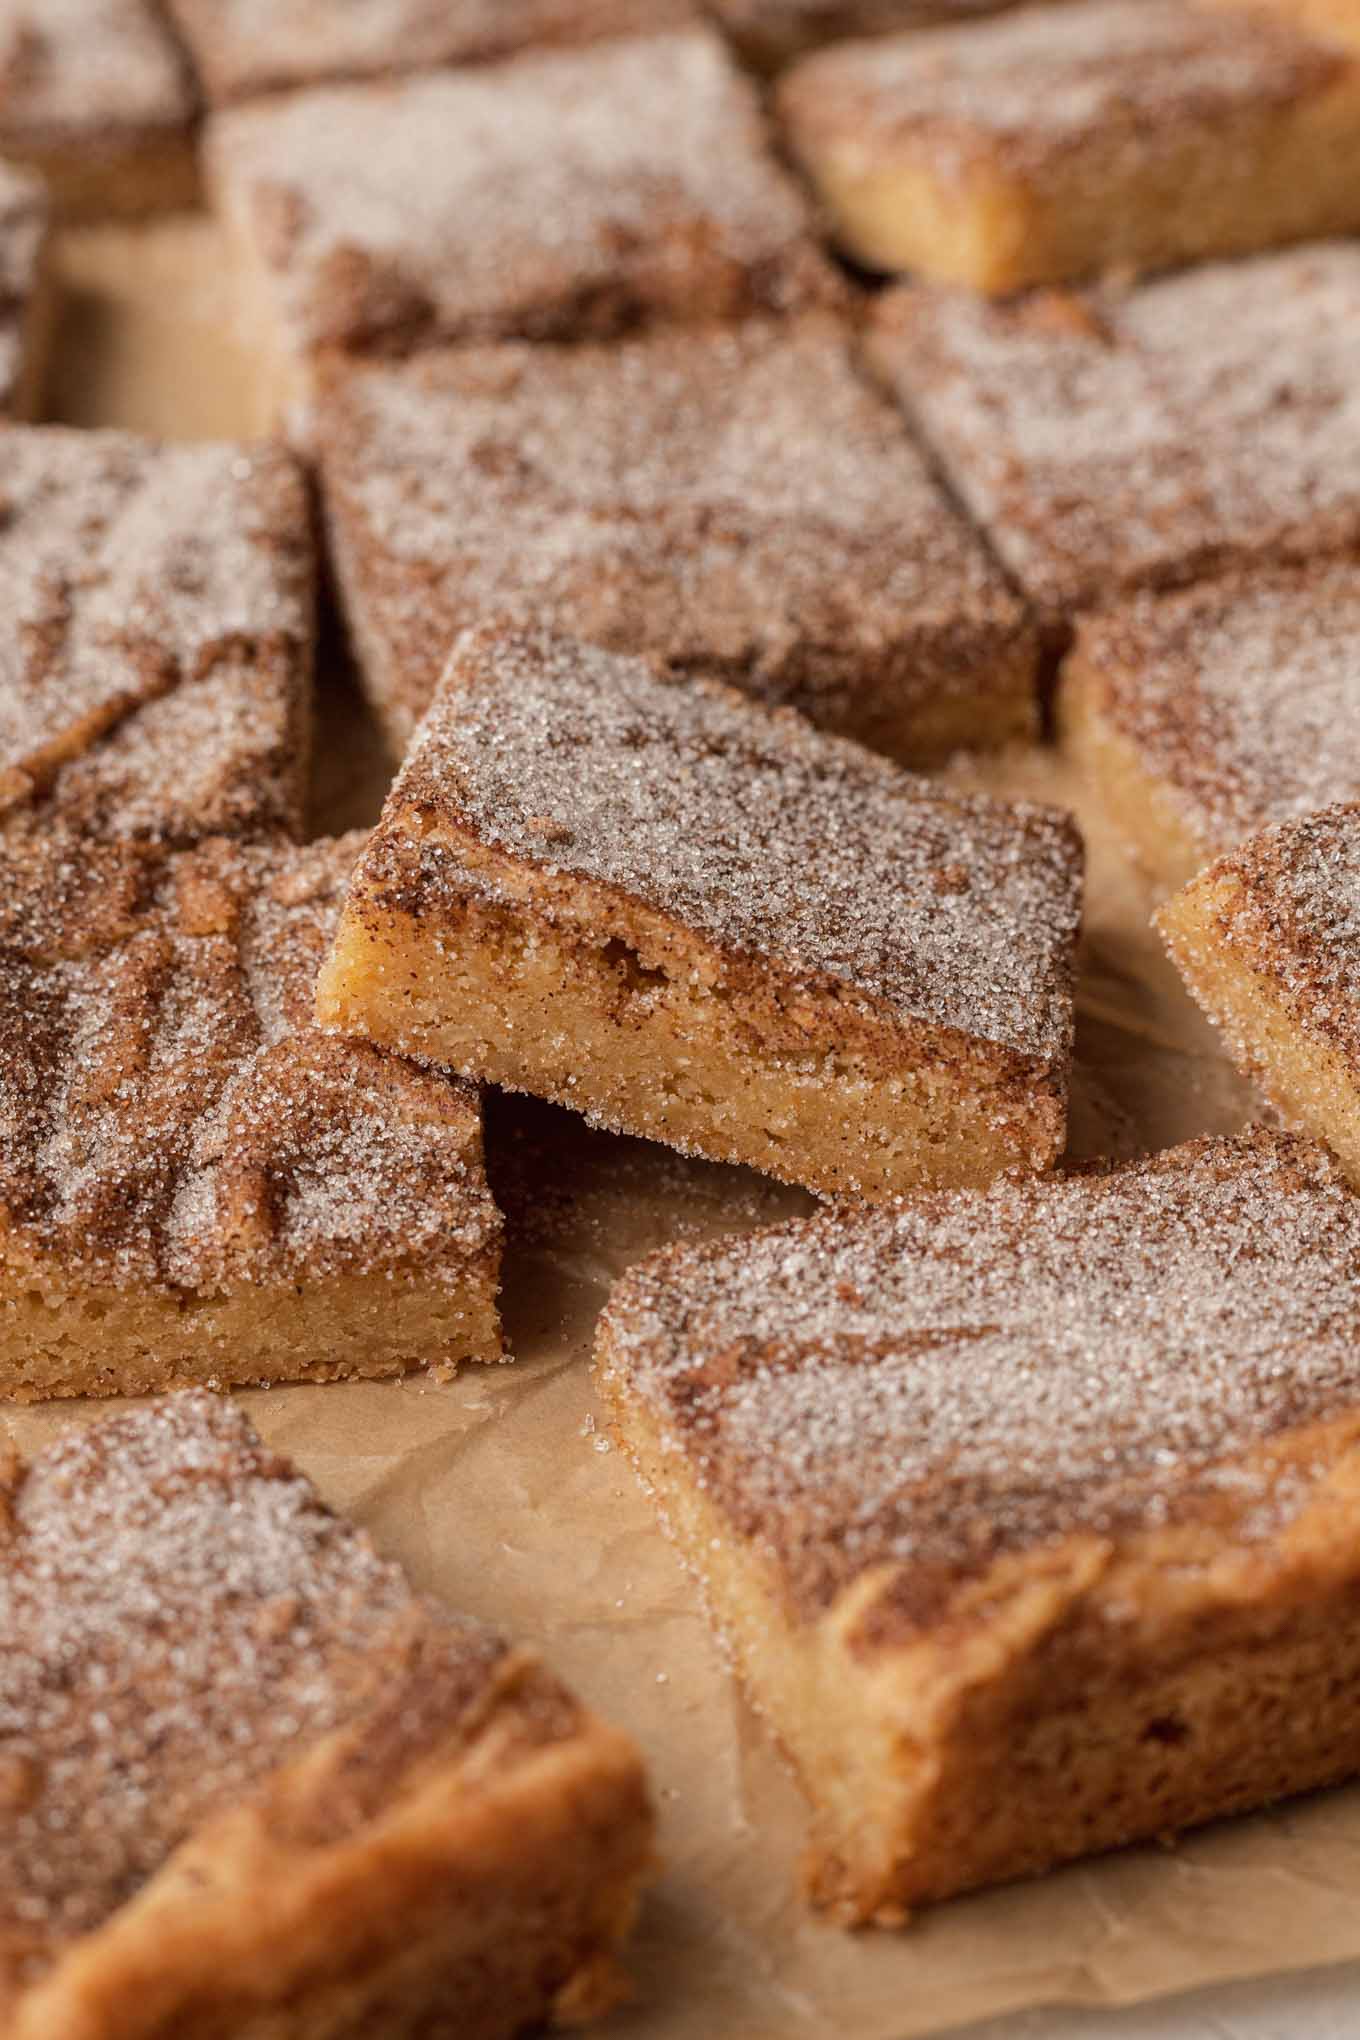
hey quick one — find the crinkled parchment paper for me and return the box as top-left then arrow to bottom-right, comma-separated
9,220 -> 1360,2040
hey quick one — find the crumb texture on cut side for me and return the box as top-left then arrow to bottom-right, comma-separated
207,27 -> 837,354
0,1393 -> 652,2039
1066,562 -> 1360,869
0,428 -> 314,843
868,243 -> 1360,622
317,316 -> 1036,756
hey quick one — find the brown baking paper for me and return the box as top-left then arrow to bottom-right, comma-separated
8,219 -> 1360,2040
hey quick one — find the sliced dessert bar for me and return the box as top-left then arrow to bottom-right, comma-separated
316,315 -> 1037,761
866,243 -> 1360,636
0,427 -> 313,846
206,28 -> 838,423
1160,804 -> 1360,1191
598,1128 -> 1360,1917
0,1392 -> 651,2038
1061,562 -> 1360,891
169,0 -> 695,101
0,830 -> 503,1398
316,627 -> 1082,1201
0,0 -> 197,218
777,0 -> 1360,291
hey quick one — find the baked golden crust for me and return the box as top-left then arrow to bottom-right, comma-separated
597,1128 -> 1360,1916
1159,804 -> 1360,1192
316,625 -> 1081,1199
206,28 -> 840,369
0,0 -> 198,218
778,0 -> 1360,291
1061,562 -> 1360,891
316,315 -> 1037,761
0,427 -> 314,847
169,0 -> 696,101
867,243 -> 1360,634
0,830 -> 504,1397
1,1393 -> 653,2038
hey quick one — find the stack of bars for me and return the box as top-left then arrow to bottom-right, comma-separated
4,0 -> 1360,2035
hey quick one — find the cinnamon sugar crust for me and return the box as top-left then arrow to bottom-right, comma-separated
0,428 -> 314,847
0,831 -> 504,1396
206,28 -> 839,367
1062,562 -> 1360,889
0,0 -> 198,218
0,1393 -> 652,2037
868,243 -> 1360,633
0,161 -> 47,418
316,627 -> 1081,1199
598,1128 -> 1360,1913
316,316 -> 1037,761
170,0 -> 696,102
777,0 -> 1360,290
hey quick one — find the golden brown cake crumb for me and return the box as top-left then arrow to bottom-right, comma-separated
316,626 -> 1081,1202
598,1127 -> 1360,1917
0,1392 -> 652,2039
1160,804 -> 1360,1194
868,242 -> 1360,635
316,315 -> 1037,761
1207,0 -> 1360,48
1062,562 -> 1360,891
205,26 -> 839,409
169,0 -> 696,101
0,831 -> 504,1398
0,427 -> 314,847
778,0 -> 1360,291
0,0 -> 197,218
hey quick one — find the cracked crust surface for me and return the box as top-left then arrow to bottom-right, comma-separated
868,241 -> 1360,630
206,28 -> 839,362
598,1128 -> 1360,1913
169,0 -> 696,101
0,428 -> 314,846
0,1393 -> 653,2039
316,315 -> 1037,760
0,830 -> 503,1396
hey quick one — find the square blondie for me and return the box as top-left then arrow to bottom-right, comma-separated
0,0 -> 198,219
316,315 -> 1038,762
316,627 -> 1082,1201
0,1393 -> 651,2038
598,1128 -> 1360,1919
1061,562 -> 1360,892
0,160 -> 49,417
867,243 -> 1360,637
1160,805 -> 1360,1193
777,0 -> 1360,291
169,0 -> 695,101
0,428 -> 314,847
206,28 -> 838,423
0,830 -> 504,1399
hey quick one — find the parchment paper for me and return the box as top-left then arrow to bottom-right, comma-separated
8,218 -> 1360,2040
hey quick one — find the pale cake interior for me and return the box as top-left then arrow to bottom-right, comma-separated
1058,648 -> 1211,893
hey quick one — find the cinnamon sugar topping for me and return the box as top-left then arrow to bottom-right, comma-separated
317,316 -> 1032,747
170,0 -> 696,101
602,1130 -> 1360,1621
0,428 -> 313,844
0,1394 -> 512,1975
0,0 -> 194,142
376,627 -> 1081,1065
779,0 -> 1349,183
1076,563 -> 1360,858
869,242 -> 1360,623
208,28 -> 837,354
0,833 -> 499,1292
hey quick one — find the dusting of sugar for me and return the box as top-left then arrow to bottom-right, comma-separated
208,28 -> 831,351
603,1130 -> 1360,1618
385,627 -> 1082,1063
319,316 -> 1028,740
0,0 -> 193,137
870,243 -> 1360,619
